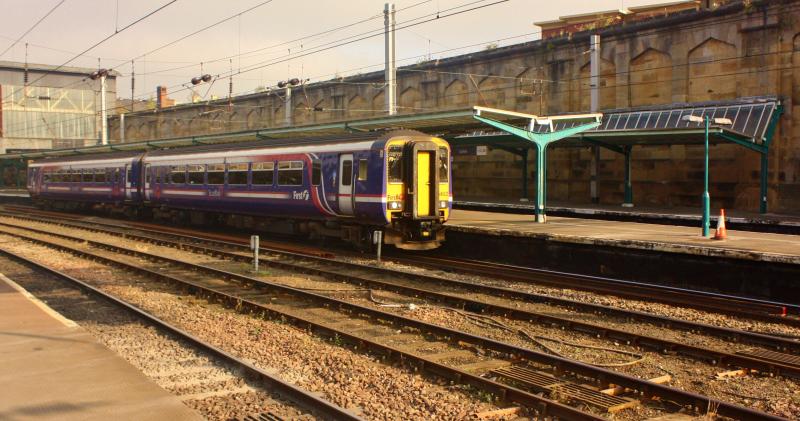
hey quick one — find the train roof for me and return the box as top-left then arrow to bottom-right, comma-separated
29,151 -> 142,167
29,130 -> 432,167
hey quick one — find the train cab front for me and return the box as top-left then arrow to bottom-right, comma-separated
383,135 -> 451,250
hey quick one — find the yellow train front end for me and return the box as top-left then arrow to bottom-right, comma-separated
383,134 -> 451,250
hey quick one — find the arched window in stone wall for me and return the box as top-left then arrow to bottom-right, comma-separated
629,48 -> 672,106
443,79 -> 469,108
348,95 -> 370,118
576,58 -> 616,111
372,91 -> 385,115
274,104 -> 285,125
313,98 -> 331,123
688,37 -> 737,102
399,87 -> 421,113
293,102 -> 310,125
246,109 -> 262,129
188,116 -> 203,136
207,112 -> 225,133
476,75 -> 506,108
514,67 -> 541,113
137,123 -> 152,140
127,123 -> 142,141
168,118 -> 185,137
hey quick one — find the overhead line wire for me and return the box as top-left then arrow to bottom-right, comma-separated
1,0 -> 179,103
5,3 -> 796,135
0,0 -> 67,58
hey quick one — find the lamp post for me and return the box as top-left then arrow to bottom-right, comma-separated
89,69 -> 109,145
683,115 -> 732,237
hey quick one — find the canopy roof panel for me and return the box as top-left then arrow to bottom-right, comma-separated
534,96 -> 778,144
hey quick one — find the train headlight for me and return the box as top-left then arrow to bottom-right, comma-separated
387,201 -> 403,210
439,200 -> 447,209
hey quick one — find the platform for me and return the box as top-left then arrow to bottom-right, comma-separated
454,199 -> 800,234
447,209 -> 800,265
0,273 -> 203,421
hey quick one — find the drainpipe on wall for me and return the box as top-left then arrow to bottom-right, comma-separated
589,34 -> 600,204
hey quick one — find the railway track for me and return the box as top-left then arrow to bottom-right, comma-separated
0,248 -> 360,421
390,253 -> 800,319
1,209 -> 798,355
5,204 -> 797,326
0,214 -> 790,420
9,204 -> 796,325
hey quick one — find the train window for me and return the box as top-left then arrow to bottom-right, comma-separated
114,168 -> 120,183
70,170 -> 81,183
438,147 -> 449,181
252,162 -> 274,185
278,161 -> 303,186
227,163 -> 248,185
126,168 -> 133,184
82,170 -> 93,183
170,166 -> 186,184
144,165 -> 151,185
43,172 -> 51,183
187,165 -> 205,185
207,164 -> 225,185
387,146 -> 403,183
95,169 -> 107,183
358,159 -> 368,181
311,161 -> 321,186
341,160 -> 352,186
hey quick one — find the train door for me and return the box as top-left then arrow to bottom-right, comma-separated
338,154 -> 354,215
143,164 -> 151,201
124,164 -> 132,200
416,151 -> 432,216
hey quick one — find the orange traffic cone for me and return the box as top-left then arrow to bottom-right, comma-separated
713,209 -> 728,240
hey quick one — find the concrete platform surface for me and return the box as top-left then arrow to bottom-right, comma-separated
0,274 -> 203,421
454,198 -> 800,228
447,209 -> 800,265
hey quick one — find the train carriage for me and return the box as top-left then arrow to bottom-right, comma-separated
28,130 -> 451,250
28,152 -> 142,210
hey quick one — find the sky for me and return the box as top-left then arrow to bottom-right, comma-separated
0,0 -> 675,104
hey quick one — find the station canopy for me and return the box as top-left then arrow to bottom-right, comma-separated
453,96 -> 780,149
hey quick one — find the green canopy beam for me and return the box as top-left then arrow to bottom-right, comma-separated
473,107 -> 601,222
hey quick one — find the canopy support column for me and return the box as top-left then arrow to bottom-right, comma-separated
535,143 -> 546,222
521,147 -> 529,201
760,152 -> 768,214
623,145 -> 633,207
473,106 -> 601,223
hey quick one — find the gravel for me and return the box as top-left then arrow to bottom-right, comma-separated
0,233 -> 508,421
0,252 -> 312,421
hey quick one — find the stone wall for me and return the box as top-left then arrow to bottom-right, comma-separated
109,1 -> 800,214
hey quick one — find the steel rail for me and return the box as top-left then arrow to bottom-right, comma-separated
0,223 -> 786,421
0,227 -> 603,421
1,216 -> 797,379
1,211 -> 797,354
0,247 -> 362,421
391,254 -> 800,318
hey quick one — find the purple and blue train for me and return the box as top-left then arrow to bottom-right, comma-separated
27,131 -> 452,250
